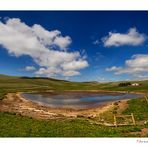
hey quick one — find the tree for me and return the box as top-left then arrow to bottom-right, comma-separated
118,82 -> 131,87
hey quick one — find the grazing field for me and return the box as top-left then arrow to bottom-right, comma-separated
0,74 -> 148,137
123,98 -> 148,121
1,112 -> 141,137
0,97 -> 147,137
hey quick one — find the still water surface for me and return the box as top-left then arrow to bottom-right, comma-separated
22,92 -> 142,109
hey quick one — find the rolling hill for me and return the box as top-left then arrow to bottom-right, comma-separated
0,74 -> 148,100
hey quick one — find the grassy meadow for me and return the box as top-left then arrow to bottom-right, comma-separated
0,74 -> 148,137
0,97 -> 147,137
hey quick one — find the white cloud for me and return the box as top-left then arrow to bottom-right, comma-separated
135,75 -> 148,80
35,67 -> 61,76
102,28 -> 146,47
61,60 -> 88,71
53,36 -> 72,50
25,66 -> 36,71
106,54 -> 148,76
35,67 -> 80,77
33,24 -> 71,50
126,54 -> 148,68
0,18 -> 89,77
106,66 -> 122,72
62,70 -> 80,77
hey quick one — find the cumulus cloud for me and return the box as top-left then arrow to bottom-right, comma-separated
106,54 -> 148,76
135,75 -> 148,80
106,66 -> 122,72
24,66 -> 36,71
0,18 -> 89,77
102,28 -> 146,47
62,70 -> 80,77
61,60 -> 88,71
53,36 -> 72,50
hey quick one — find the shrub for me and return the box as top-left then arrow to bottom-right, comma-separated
118,82 -> 131,87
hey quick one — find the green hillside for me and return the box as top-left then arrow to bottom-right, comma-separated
0,74 -> 148,100
0,74 -> 148,137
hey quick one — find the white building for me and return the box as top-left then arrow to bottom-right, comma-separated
131,83 -> 139,86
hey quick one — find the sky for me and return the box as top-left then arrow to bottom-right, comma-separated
0,11 -> 148,82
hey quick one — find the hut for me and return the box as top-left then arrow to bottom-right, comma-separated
131,83 -> 139,86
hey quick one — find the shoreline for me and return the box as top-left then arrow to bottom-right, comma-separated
20,91 -> 143,110
0,90 -> 144,120
0,92 -> 119,120
22,89 -> 146,95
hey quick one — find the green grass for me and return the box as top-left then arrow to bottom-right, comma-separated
0,74 -> 148,101
0,112 -> 147,137
0,98 -> 147,137
123,98 -> 148,121
0,74 -> 147,137
0,93 -> 5,100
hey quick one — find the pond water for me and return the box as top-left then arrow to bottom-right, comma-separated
21,92 -> 142,109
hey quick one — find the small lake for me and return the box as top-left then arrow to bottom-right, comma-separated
22,92 -> 142,109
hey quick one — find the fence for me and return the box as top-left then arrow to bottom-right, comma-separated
113,113 -> 136,127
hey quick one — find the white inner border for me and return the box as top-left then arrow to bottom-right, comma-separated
0,138 -> 148,148
0,0 -> 148,148
0,0 -> 148,10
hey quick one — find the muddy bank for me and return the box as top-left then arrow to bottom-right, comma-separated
0,93 -> 116,120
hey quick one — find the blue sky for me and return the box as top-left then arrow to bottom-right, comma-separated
0,11 -> 148,82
